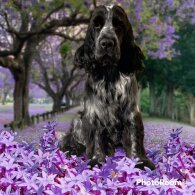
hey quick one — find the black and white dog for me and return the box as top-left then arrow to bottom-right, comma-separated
60,5 -> 155,170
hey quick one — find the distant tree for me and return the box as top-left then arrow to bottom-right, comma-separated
175,24 -> 195,124
32,37 -> 85,111
143,58 -> 183,118
0,67 -> 14,104
138,0 -> 195,119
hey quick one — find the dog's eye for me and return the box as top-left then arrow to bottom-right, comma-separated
93,16 -> 104,29
113,18 -> 123,30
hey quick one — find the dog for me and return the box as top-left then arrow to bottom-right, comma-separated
60,5 -> 155,170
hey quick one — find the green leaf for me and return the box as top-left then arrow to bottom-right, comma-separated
60,42 -> 70,56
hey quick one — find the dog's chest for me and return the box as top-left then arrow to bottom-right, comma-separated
85,74 -> 131,124
93,73 -> 130,102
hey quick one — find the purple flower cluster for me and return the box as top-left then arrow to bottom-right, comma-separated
0,123 -> 195,194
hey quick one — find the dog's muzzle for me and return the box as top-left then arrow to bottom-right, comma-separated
100,38 -> 115,52
95,37 -> 120,66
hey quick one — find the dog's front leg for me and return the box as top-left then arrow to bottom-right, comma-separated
59,112 -> 86,156
85,129 -> 106,167
122,111 -> 155,170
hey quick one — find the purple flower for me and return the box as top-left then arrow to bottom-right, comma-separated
0,121 -> 195,194
37,171 -> 56,187
0,143 -> 6,153
18,173 -> 39,191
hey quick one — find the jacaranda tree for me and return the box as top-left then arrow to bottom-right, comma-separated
120,0 -> 195,121
32,36 -> 85,111
0,0 -> 89,124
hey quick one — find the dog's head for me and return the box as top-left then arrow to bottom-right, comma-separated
74,5 -> 144,74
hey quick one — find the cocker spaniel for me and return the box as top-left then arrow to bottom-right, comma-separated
60,5 -> 155,170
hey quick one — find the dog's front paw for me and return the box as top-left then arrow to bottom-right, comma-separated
88,155 -> 105,168
59,133 -> 86,156
58,133 -> 72,152
89,159 -> 101,168
135,158 -> 155,170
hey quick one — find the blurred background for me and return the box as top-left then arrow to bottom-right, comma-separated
0,0 -> 195,129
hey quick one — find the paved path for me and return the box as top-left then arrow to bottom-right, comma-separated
0,106 -> 80,146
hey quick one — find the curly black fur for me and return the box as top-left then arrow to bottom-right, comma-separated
60,5 -> 155,170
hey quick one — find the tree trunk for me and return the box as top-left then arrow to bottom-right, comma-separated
12,68 -> 30,124
149,83 -> 156,116
1,92 -> 8,105
164,85 -> 174,119
186,94 -> 195,125
160,90 -> 166,117
52,96 -> 63,112
189,106 -> 195,126
11,37 -> 38,124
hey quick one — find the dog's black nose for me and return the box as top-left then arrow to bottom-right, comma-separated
100,39 -> 114,50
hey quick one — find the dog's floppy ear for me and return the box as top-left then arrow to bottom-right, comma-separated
74,45 -> 86,68
118,11 -> 144,74
74,25 -> 95,70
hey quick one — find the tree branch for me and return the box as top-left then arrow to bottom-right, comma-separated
50,32 -> 84,41
33,81 -> 47,92
70,75 -> 85,91
4,16 -> 89,38
4,12 -> 12,31
0,11 -> 17,40
63,68 -> 85,94
0,40 -> 25,57
41,3 -> 69,24
34,53 -> 55,97
0,57 -> 20,70
0,16 -> 89,57
46,16 -> 89,29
